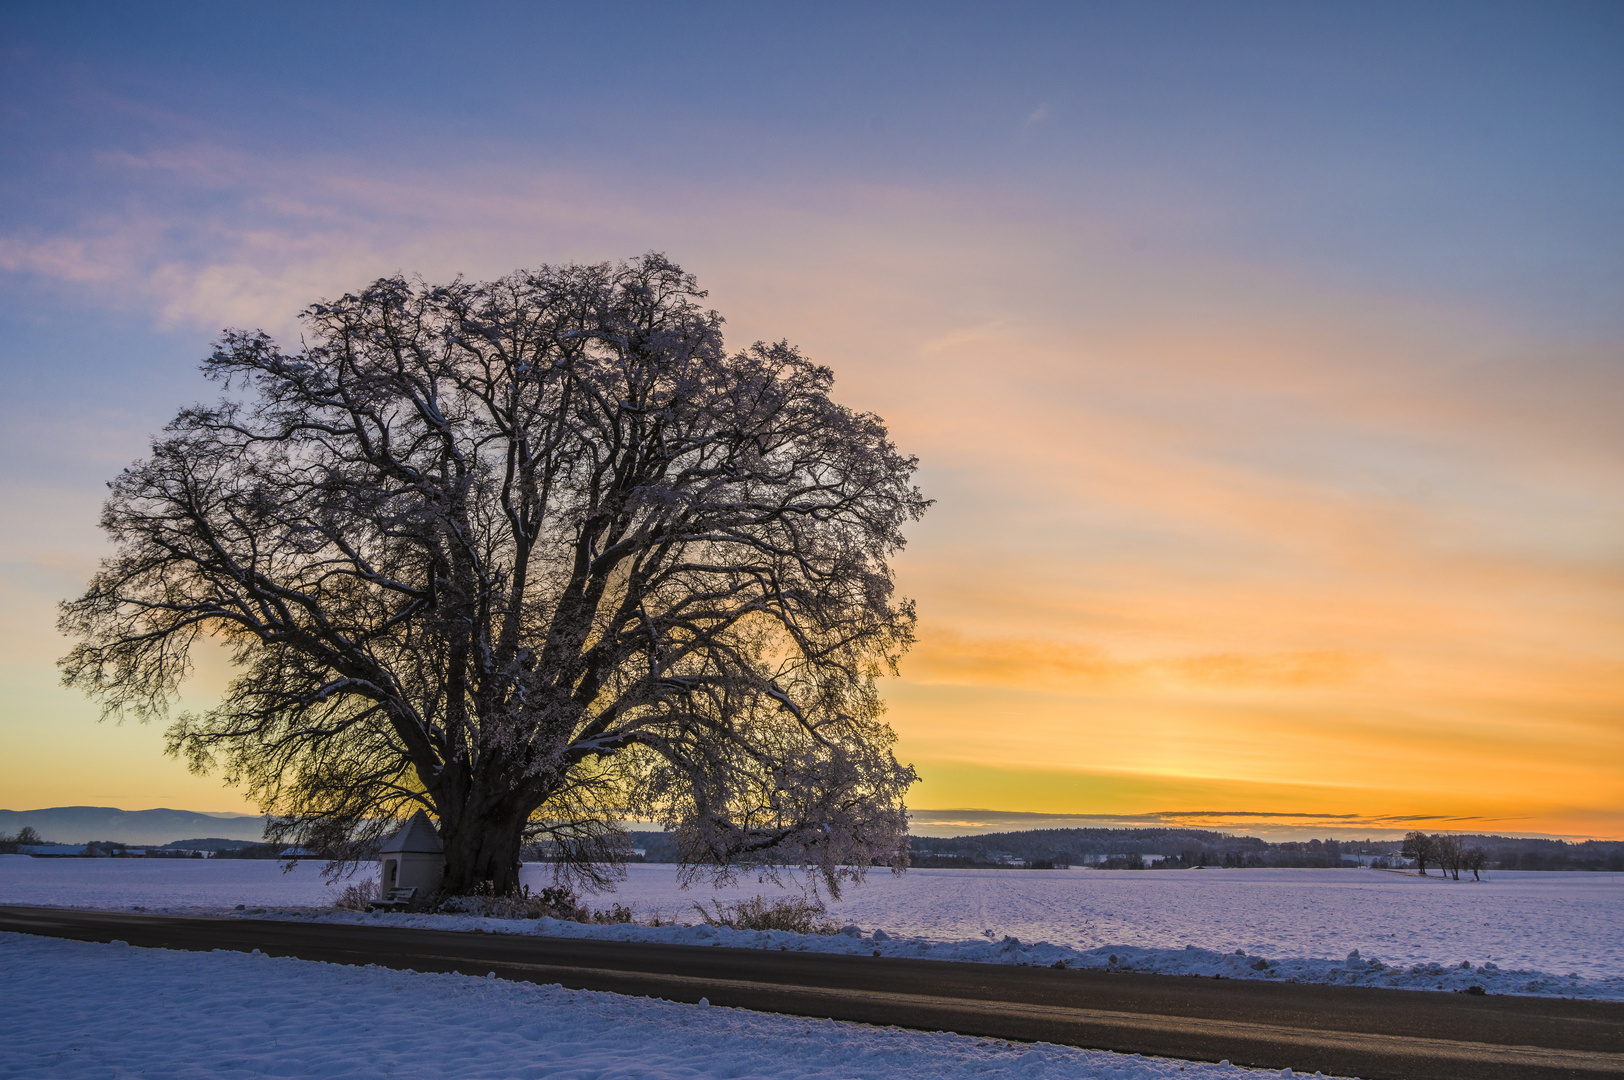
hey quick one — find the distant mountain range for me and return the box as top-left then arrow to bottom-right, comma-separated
0,806 -> 269,845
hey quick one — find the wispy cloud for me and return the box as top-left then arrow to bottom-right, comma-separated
905,628 -> 1377,691
905,806 -> 1588,841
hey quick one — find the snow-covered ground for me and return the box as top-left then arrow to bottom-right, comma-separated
3,856 -> 1621,999
0,932 -> 1290,1079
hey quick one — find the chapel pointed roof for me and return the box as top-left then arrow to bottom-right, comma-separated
378,810 -> 443,854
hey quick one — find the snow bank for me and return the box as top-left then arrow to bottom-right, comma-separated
0,931 -> 1293,1079
168,904 -> 1620,1001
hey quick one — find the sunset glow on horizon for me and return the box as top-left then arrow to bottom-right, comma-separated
1,4 -> 1619,839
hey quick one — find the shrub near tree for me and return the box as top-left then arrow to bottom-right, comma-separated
60,255 -> 928,897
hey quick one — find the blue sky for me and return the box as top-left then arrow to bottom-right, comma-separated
5,2 -> 1619,318
2,3 -> 1620,835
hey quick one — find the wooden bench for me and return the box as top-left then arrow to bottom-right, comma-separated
369,886 -> 417,912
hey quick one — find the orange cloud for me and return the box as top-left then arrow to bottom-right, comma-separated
904,628 -> 1377,692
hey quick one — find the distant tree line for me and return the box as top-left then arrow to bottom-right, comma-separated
902,827 -> 1267,869
0,830 -> 318,860
9,825 -> 1624,872
898,829 -> 1360,869
0,830 -> 160,857
624,827 -> 1624,872
1401,831 -> 1624,875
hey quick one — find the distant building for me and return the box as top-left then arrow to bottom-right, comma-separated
1342,851 -> 1415,868
19,844 -> 87,857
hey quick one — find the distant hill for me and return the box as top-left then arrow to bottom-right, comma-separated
0,807 -> 268,845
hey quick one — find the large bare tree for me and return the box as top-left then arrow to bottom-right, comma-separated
60,255 -> 927,895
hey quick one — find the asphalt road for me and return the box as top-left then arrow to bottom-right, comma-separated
3,905 -> 1620,1079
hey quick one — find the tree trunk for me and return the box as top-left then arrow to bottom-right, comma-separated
439,808 -> 527,895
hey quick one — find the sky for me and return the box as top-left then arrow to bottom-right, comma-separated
1,2 -> 1620,840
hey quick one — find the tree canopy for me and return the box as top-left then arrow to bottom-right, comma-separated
60,255 -> 928,894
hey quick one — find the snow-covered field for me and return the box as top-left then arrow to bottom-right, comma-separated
3,856 -> 1621,999
0,932 -> 1277,1080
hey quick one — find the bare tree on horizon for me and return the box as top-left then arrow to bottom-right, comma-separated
1403,830 -> 1437,876
1435,833 -> 1464,880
